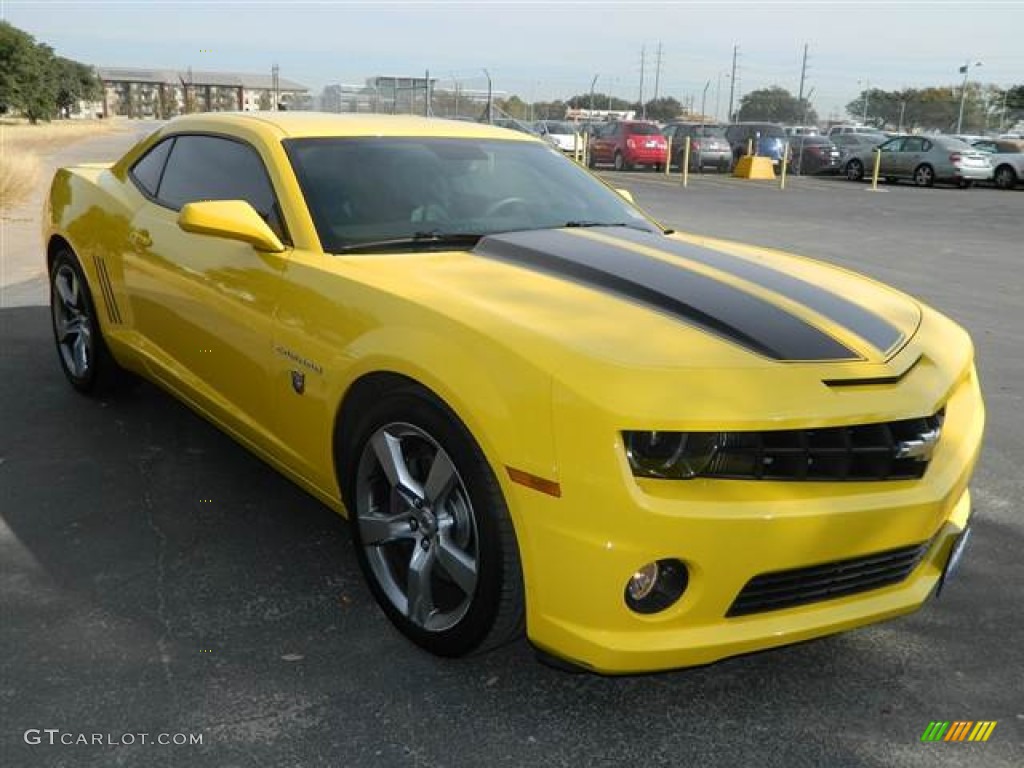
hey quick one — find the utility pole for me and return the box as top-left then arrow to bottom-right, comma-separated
653,42 -> 663,104
727,45 -> 738,122
715,72 -> 722,122
639,45 -> 646,119
589,74 -> 599,119
797,43 -> 808,122
271,63 -> 279,111
424,69 -> 431,117
701,80 -> 710,122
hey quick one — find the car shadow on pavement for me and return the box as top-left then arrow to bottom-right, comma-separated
2,306 -> 1020,768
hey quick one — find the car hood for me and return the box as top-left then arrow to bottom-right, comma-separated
331,227 -> 969,425
361,227 -> 921,366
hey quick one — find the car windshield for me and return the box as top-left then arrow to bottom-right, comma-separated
752,125 -> 785,139
285,137 -> 657,252
627,123 -> 661,135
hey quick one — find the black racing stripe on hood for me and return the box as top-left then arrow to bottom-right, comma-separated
601,228 -> 904,354
474,229 -> 858,361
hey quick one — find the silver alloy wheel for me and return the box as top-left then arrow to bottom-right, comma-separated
355,422 -> 479,632
614,152 -> 624,171
52,263 -> 93,379
914,165 -> 934,187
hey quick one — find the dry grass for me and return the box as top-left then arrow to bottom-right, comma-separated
1,119 -> 125,210
0,152 -> 41,210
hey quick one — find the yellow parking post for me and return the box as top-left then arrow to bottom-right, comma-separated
747,138 -> 753,157
870,147 -> 882,191
583,132 -> 589,167
574,132 -> 580,164
665,136 -> 672,176
780,143 -> 790,190
682,140 -> 691,187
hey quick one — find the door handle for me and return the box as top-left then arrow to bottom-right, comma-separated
129,229 -> 152,249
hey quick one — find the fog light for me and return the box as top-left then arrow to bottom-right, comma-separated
624,558 -> 689,614
627,562 -> 659,601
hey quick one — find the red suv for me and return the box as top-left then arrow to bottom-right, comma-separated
587,121 -> 668,171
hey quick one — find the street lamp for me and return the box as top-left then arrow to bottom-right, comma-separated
589,74 -> 599,119
700,80 -> 710,121
956,60 -> 982,134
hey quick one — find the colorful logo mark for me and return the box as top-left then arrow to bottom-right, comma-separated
921,721 -> 997,742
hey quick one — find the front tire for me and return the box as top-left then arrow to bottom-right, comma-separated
344,385 -> 525,657
49,247 -> 125,395
613,151 -> 626,171
994,165 -> 1017,190
846,159 -> 864,181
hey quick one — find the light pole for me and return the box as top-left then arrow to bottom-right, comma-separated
483,68 -> 492,124
857,79 -> 870,124
700,80 -> 710,121
589,74 -> 599,120
956,60 -> 982,134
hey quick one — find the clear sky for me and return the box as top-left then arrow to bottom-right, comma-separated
4,0 -> 1023,120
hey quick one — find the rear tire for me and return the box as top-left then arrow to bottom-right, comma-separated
913,163 -> 935,187
342,383 -> 525,657
49,247 -> 128,395
613,151 -> 626,171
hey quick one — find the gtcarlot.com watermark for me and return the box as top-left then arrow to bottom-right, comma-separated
25,729 -> 203,746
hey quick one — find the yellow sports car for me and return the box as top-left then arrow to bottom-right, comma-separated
44,113 -> 984,673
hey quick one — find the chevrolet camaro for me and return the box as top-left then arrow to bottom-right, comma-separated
43,113 -> 984,673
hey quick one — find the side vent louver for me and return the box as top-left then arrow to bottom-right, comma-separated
93,256 -> 122,324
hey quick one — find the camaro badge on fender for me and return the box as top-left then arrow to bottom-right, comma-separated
290,370 -> 305,395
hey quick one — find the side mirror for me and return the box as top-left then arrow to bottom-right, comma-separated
177,200 -> 285,253
615,188 -> 635,203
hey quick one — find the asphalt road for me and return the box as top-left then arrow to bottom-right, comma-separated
1,150 -> 1022,767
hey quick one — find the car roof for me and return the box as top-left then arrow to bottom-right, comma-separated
158,111 -> 539,142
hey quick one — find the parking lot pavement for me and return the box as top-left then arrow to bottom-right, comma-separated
2,169 -> 1022,767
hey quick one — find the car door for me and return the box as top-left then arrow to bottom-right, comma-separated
898,136 -> 928,176
124,133 -> 290,448
875,137 -> 905,175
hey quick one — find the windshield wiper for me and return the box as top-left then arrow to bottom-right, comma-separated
564,220 -> 666,234
336,231 -> 482,253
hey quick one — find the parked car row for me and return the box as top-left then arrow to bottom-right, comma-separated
484,116 -> 1023,188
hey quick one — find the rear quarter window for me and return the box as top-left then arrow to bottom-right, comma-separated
129,138 -> 174,197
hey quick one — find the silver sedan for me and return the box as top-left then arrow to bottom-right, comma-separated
843,135 -> 992,188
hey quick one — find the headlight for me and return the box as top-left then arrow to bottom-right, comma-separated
623,431 -> 720,479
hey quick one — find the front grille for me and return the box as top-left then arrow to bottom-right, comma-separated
727,541 -> 931,617
701,410 -> 944,482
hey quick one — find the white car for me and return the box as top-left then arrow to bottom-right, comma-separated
535,120 -> 583,154
972,138 -> 1024,189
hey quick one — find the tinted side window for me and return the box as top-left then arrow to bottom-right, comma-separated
157,135 -> 284,236
130,138 -> 174,197
902,137 -> 926,152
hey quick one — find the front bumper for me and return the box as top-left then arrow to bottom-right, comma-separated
512,362 -> 984,674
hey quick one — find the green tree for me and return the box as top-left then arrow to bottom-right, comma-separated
54,57 -> 101,117
738,86 -> 816,124
1,21 -> 58,122
640,96 -> 683,122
